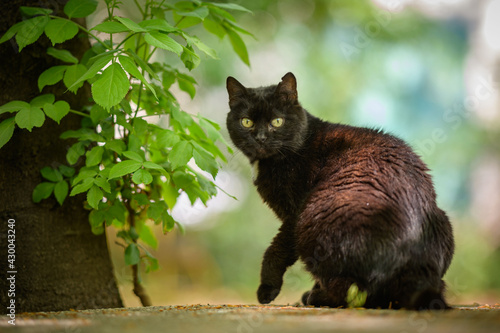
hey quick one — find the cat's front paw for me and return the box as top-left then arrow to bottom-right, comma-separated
257,284 -> 280,304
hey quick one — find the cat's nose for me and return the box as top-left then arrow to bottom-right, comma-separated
256,132 -> 267,143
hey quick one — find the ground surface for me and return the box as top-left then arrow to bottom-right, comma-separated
1,304 -> 499,333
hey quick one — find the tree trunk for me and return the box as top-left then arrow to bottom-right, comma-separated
0,1 -> 123,313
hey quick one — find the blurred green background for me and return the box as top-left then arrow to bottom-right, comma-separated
96,0 -> 500,306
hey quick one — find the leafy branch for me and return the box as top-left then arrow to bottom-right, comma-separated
0,0 -> 252,305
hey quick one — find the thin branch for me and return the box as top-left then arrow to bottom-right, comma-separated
125,194 -> 152,307
132,264 -> 152,306
114,241 -> 127,249
133,0 -> 145,17
69,109 -> 90,118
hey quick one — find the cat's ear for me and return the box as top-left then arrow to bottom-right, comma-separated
276,72 -> 298,103
227,76 -> 247,107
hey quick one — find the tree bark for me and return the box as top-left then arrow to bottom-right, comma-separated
0,0 -> 123,313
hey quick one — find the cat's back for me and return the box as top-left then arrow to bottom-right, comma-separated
313,122 -> 433,196
297,121 -> 453,282
301,121 -> 438,239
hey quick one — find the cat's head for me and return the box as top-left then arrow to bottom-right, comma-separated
226,73 -> 308,162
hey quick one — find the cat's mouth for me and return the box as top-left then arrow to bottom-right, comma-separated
247,144 -> 280,161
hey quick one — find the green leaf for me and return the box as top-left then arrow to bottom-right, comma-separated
64,0 -> 98,19
176,7 -> 209,20
91,225 -> 104,235
54,180 -> 69,205
72,169 -> 97,186
169,140 -> 193,169
43,100 -> 70,124
210,3 -> 252,14
16,15 -> 49,51
132,193 -> 150,206
118,55 -> 157,100
30,94 -> 55,108
87,185 -> 103,209
139,224 -> 158,249
46,47 -> 78,64
89,209 -> 105,228
32,182 -> 55,203
70,177 -> 94,195
66,141 -> 85,165
139,19 -> 177,33
182,33 -> 217,59
115,113 -> 132,131
41,166 -> 62,182
0,21 -> 24,44
162,71 -> 176,90
91,62 -> 129,110
92,21 -> 129,33
197,172 -> 217,197
181,46 -> 200,71
144,32 -> 183,55
175,16 -> 201,29
203,19 -> 226,39
171,106 -> 194,127
157,129 -> 180,147
177,73 -> 196,99
147,201 -> 167,222
124,243 -> 141,265
132,168 -> 153,185
61,128 -> 104,142
115,17 -> 147,32
193,147 -> 218,178
86,145 -> 104,167
15,106 -> 45,132
172,170 -> 194,188
123,150 -> 144,162
66,53 -> 113,91
59,165 -> 75,177
226,28 -> 250,66
143,161 -> 167,173
94,176 -> 111,193
38,66 -> 68,91
44,19 -> 79,45
133,118 -> 148,137
199,117 -> 222,141
20,6 -> 53,16
0,117 -> 16,150
90,104 -> 109,124
162,211 -> 175,233
224,19 -> 254,37
66,142 -> 85,165
63,64 -> 87,92
127,50 -> 159,80
108,160 -> 142,179
0,101 -> 30,115
105,139 -> 126,154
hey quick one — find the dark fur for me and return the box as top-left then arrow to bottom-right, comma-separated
226,73 -> 454,310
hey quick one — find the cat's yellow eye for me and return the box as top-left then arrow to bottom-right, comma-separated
271,118 -> 284,128
241,118 -> 254,128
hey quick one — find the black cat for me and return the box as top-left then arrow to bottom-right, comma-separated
226,72 -> 454,310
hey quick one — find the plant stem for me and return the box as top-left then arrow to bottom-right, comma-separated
133,0 -> 145,17
132,264 -> 152,306
175,16 -> 186,28
115,33 -> 137,50
69,109 -> 90,118
125,197 -> 152,307
145,47 -> 157,62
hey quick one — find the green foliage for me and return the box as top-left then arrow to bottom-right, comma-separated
0,0 -> 251,281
